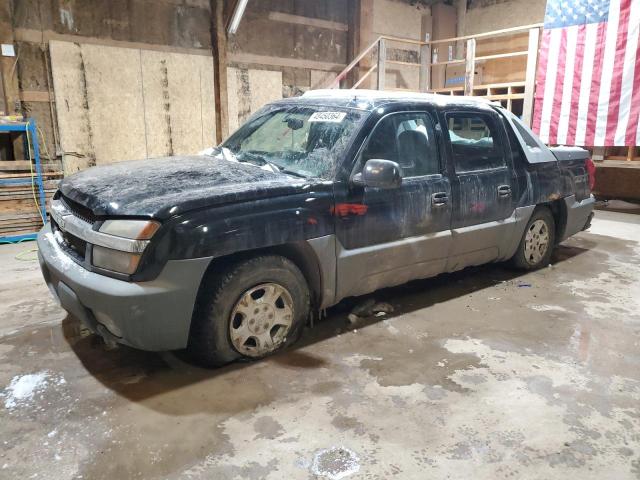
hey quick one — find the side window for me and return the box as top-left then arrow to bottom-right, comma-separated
446,112 -> 506,173
511,116 -> 541,150
362,112 -> 440,177
502,117 -> 526,165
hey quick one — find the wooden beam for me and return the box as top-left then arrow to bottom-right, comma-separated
522,27 -> 540,127
386,60 -> 420,67
352,63 -> 377,89
464,38 -> 476,96
346,0 -> 360,88
419,14 -> 432,93
14,28 -> 212,57
427,23 -> 544,45
328,37 -> 378,88
228,52 -> 345,72
592,146 -> 606,161
211,0 -> 229,143
19,90 -> 53,103
267,12 -> 348,32
430,59 -> 465,67
475,51 -> 528,62
419,44 -> 431,93
377,38 -> 386,91
358,0 -> 374,89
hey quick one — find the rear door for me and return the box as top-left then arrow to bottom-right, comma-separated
440,108 -> 516,271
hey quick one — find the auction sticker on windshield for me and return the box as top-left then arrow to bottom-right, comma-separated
308,112 -> 347,123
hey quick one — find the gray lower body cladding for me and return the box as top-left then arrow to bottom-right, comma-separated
37,224 -> 212,351
560,194 -> 596,241
308,196 -> 594,308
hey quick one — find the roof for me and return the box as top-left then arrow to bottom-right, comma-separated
294,89 -> 497,111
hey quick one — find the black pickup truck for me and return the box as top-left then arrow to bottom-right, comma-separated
38,90 -> 595,366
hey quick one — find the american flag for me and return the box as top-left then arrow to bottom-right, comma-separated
532,0 -> 640,146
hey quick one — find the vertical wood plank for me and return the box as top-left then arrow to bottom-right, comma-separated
522,27 -> 540,126
347,0 -> 360,88
377,38 -> 386,91
359,0 -> 374,89
592,146 -> 605,161
419,43 -> 431,92
464,38 -> 475,96
212,0 -> 229,143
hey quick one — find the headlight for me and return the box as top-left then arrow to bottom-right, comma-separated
91,219 -> 160,274
99,219 -> 160,239
92,245 -> 141,275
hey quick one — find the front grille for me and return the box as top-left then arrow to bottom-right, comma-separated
52,219 -> 87,264
60,195 -> 98,225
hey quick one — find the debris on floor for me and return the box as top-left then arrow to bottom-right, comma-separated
311,446 -> 360,480
348,299 -> 395,324
350,298 -> 376,317
2,371 -> 62,410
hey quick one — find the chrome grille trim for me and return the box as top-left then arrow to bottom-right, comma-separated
50,199 -> 150,254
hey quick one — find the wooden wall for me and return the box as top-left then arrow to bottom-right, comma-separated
50,41 -> 216,174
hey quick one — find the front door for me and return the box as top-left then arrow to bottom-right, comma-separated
334,109 -> 452,300
440,108 -> 516,271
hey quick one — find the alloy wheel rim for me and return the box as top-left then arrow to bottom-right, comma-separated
229,283 -> 294,357
524,219 -> 550,265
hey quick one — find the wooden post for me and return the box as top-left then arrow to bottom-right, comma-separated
419,43 -> 431,92
456,0 -> 467,62
346,0 -> 360,88
464,38 -> 476,96
377,38 -> 386,91
627,146 -> 635,161
522,27 -> 540,127
211,0 -> 229,144
358,0 -> 374,89
592,146 -> 605,161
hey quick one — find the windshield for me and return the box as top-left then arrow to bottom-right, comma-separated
222,104 -> 365,179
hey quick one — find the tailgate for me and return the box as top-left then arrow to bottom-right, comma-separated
550,147 -> 591,200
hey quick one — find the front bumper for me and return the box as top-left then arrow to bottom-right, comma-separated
37,224 -> 212,351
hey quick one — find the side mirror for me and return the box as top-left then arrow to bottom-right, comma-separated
353,159 -> 402,189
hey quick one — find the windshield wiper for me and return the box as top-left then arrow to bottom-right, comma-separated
236,150 -> 309,178
278,168 -> 308,178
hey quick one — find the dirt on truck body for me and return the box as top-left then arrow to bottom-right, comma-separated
38,89 -> 595,366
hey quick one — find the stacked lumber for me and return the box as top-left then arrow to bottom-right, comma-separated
0,161 -> 62,238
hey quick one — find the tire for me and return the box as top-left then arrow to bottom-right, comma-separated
188,255 -> 310,367
510,207 -> 556,270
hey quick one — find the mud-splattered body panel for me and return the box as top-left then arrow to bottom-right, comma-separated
39,92 -> 594,351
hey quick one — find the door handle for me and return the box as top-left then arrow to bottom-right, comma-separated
497,185 -> 512,198
431,192 -> 449,206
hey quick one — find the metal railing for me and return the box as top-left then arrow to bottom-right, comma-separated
325,23 -> 543,125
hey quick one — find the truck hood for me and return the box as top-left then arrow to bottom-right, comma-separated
58,155 -> 313,220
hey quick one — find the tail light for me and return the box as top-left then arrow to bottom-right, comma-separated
586,158 -> 596,191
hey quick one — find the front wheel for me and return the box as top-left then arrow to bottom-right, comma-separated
510,207 -> 556,270
188,255 -> 310,367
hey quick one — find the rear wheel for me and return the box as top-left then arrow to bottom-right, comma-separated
511,207 -> 555,270
188,255 -> 310,367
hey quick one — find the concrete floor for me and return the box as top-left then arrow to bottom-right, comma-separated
1,210 -> 639,480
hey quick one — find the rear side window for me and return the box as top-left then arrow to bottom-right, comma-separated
446,112 -> 506,173
361,112 -> 440,177
512,117 -> 540,150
